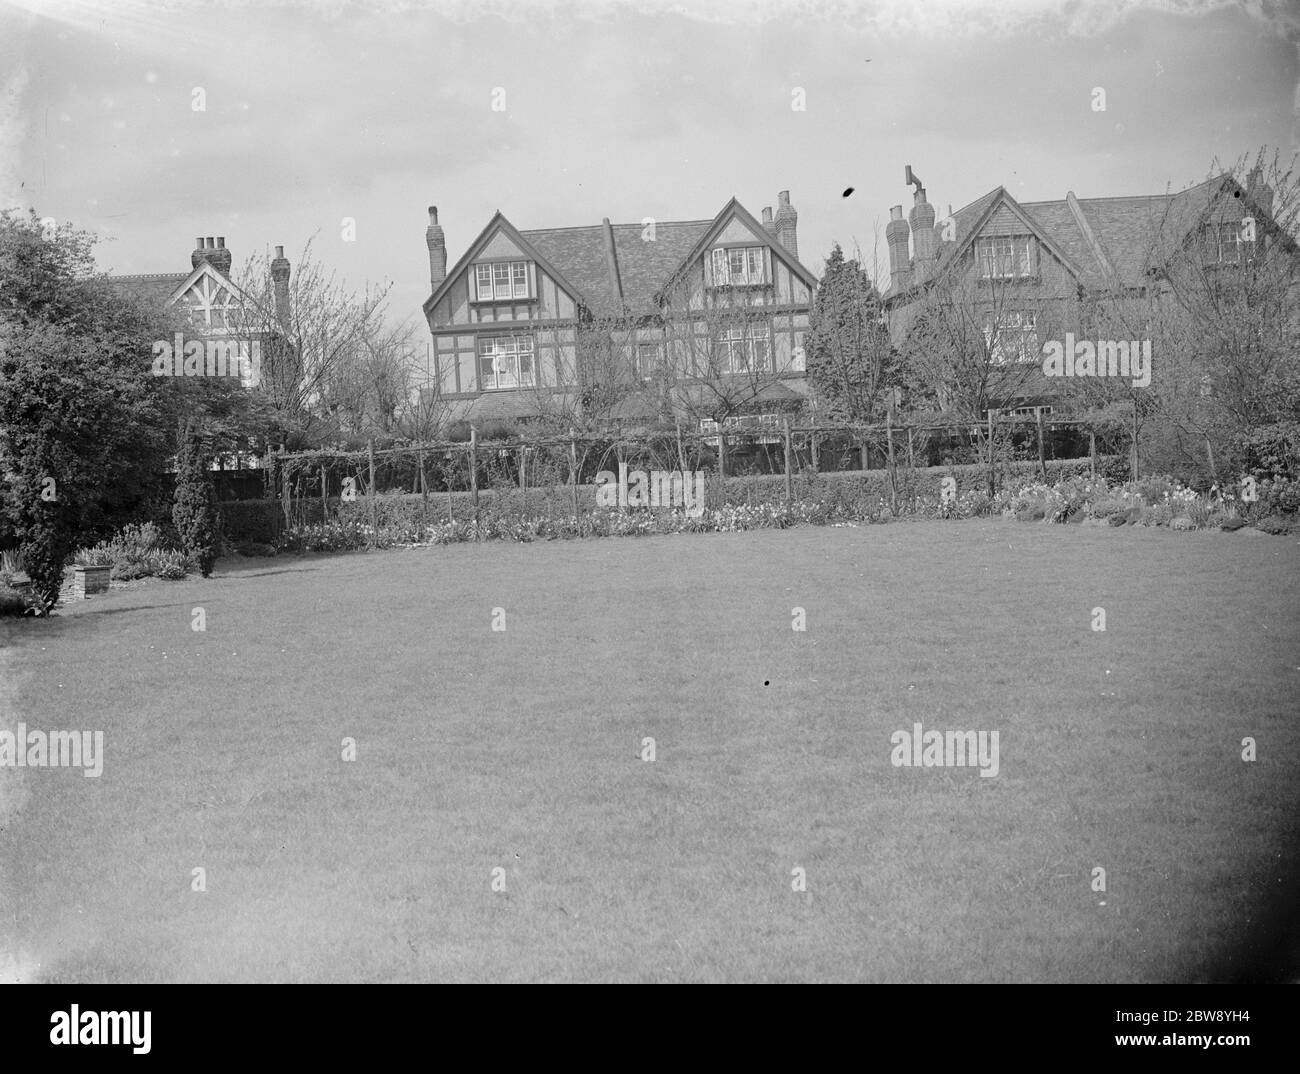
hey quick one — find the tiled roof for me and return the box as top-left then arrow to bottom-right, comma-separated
101,272 -> 188,307
521,219 -> 713,318
919,175 -> 1232,293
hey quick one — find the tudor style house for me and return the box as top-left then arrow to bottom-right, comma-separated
105,236 -> 292,471
105,236 -> 292,386
882,165 -> 1282,417
420,192 -> 818,435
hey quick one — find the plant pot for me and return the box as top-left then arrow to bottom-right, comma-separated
72,565 -> 111,598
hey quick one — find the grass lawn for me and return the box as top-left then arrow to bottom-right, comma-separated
1,519 -> 1298,982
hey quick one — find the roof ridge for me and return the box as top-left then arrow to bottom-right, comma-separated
522,219 -> 714,234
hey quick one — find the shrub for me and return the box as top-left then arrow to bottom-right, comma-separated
148,550 -> 192,580
0,585 -> 28,616
20,515 -> 73,614
172,436 -> 220,577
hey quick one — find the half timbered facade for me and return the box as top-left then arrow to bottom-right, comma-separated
421,193 -> 818,432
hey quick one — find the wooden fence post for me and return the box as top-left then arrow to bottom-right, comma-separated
1089,428 -> 1097,480
470,424 -> 480,537
718,428 -> 727,479
418,441 -> 428,526
320,463 -> 327,524
811,428 -> 819,473
1036,407 -> 1046,481
783,417 -> 793,503
368,438 -> 377,548
1131,399 -> 1139,481
907,425 -> 915,469
886,410 -> 897,516
281,451 -> 291,531
986,411 -> 995,495
569,428 -> 580,519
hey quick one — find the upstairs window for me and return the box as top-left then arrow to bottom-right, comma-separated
1201,222 -> 1256,265
976,235 -> 1037,279
474,261 -> 531,301
478,335 -> 535,390
635,342 -> 663,381
984,310 -> 1039,364
715,323 -> 772,374
711,246 -> 767,286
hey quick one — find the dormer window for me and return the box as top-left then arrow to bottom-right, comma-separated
976,236 -> 1037,279
473,260 -> 532,301
711,247 -> 768,286
1201,222 -> 1256,265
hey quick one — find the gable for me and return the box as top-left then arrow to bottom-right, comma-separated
661,199 -> 818,304
715,217 -> 768,245
425,212 -> 591,320
480,230 -> 526,260
944,191 -> 1086,286
981,204 -> 1034,237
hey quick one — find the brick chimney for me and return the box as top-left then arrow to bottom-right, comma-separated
426,206 -> 447,291
209,236 -> 232,276
906,166 -> 937,280
761,206 -> 776,234
1246,165 -> 1274,218
271,244 -> 290,327
886,205 -> 912,292
191,237 -> 207,270
774,191 -> 798,258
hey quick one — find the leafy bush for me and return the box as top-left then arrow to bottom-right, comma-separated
71,521 -> 193,581
148,550 -> 192,580
172,437 -> 219,577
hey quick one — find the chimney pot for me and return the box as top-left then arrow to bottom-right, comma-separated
428,206 -> 439,225
217,237 -> 225,248
206,236 -> 215,249
275,245 -> 284,258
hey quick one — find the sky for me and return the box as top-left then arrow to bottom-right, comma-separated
2,0 -> 1298,333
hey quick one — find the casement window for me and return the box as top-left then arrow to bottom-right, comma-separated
976,235 -> 1037,279
788,338 -> 807,372
1201,222 -> 1256,265
477,335 -> 535,390
473,261 -> 532,301
635,342 -> 663,381
715,323 -> 772,374
984,310 -> 1039,364
711,246 -> 768,285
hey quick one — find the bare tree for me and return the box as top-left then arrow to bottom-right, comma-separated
227,235 -> 394,449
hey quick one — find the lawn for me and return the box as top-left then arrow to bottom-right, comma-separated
1,519 -> 1298,982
